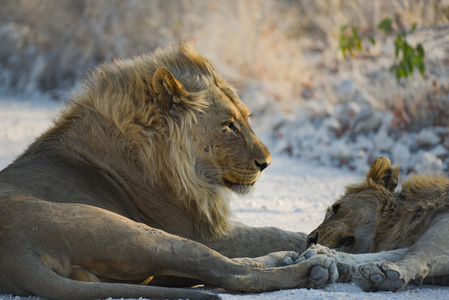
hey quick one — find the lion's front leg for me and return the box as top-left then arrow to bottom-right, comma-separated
32,203 -> 338,293
232,251 -> 300,268
223,253 -> 339,291
354,217 -> 449,292
199,221 -> 307,258
300,244 -> 408,284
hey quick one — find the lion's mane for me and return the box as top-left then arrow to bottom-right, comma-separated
21,43 -> 232,237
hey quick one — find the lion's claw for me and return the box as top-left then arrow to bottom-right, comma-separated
354,261 -> 406,292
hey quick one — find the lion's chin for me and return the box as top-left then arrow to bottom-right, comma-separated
222,178 -> 255,194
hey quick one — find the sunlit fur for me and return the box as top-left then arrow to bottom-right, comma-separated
19,43 -> 236,237
370,173 -> 449,251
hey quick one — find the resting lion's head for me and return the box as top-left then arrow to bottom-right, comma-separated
306,157 -> 399,253
47,42 -> 271,237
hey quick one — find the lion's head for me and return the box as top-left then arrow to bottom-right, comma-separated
145,45 -> 272,196
306,157 -> 399,253
191,80 -> 271,195
44,42 -> 271,237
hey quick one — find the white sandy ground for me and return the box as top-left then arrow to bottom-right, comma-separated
1,95 -> 449,299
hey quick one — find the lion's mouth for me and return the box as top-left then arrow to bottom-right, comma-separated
222,177 -> 257,194
333,236 -> 355,251
223,171 -> 260,184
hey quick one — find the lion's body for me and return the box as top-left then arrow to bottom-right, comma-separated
0,43 -> 338,300
370,174 -> 449,252
307,157 -> 449,292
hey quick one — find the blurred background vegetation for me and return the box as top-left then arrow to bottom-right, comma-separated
1,0 -> 447,101
2,0 -> 449,173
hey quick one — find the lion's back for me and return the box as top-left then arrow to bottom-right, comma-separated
0,152 -> 135,217
372,175 -> 449,251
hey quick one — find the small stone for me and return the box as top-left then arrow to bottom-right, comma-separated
375,129 -> 394,152
392,143 -> 411,171
416,152 -> 443,173
417,128 -> 440,148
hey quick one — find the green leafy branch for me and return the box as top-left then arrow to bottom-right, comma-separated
378,18 -> 425,81
338,18 -> 425,81
338,24 -> 375,58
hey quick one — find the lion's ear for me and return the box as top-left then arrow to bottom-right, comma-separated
366,157 -> 399,192
152,67 -> 188,114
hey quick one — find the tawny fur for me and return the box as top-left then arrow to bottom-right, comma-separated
307,156 -> 449,292
23,43 -> 230,237
0,42 -> 329,300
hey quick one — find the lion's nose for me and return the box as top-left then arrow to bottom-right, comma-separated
255,160 -> 269,171
253,141 -> 271,171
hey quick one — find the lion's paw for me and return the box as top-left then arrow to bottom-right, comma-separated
298,254 -> 339,288
278,252 -> 300,266
297,244 -> 333,262
298,244 -> 353,283
354,261 -> 406,292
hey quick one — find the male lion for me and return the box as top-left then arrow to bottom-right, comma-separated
0,43 -> 338,300
306,156 -> 449,292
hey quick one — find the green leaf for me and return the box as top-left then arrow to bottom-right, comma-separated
340,43 -> 347,58
416,44 -> 425,57
407,59 -> 414,75
378,18 -> 393,34
411,56 -> 421,67
403,42 -> 414,60
356,39 -> 362,51
411,22 -> 417,32
399,60 -> 410,77
340,24 -> 349,32
418,61 -> 425,76
397,66 -> 406,79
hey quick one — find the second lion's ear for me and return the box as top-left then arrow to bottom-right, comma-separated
366,157 -> 400,192
152,67 -> 188,114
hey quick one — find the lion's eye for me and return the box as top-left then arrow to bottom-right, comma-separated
331,203 -> 341,216
326,203 -> 341,220
222,121 -> 238,133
